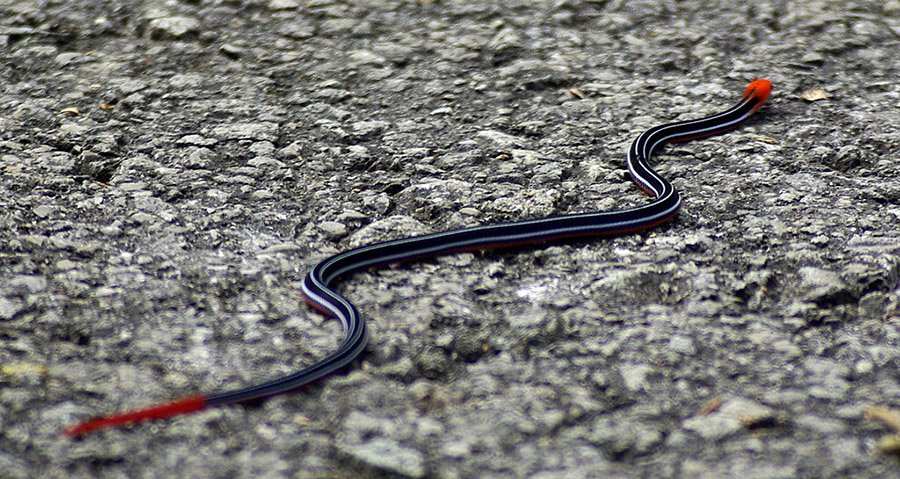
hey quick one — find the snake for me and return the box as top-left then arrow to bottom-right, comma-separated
64,78 -> 772,436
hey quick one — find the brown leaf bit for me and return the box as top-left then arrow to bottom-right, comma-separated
697,397 -> 724,416
865,405 -> 900,432
740,414 -> 780,430
567,87 -> 586,99
59,106 -> 80,115
800,87 -> 832,102
750,134 -> 779,145
866,406 -> 900,457
99,102 -> 114,112
876,435 -> 900,456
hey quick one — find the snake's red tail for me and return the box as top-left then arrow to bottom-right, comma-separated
63,395 -> 208,437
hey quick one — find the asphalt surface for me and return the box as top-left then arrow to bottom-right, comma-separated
1,0 -> 899,477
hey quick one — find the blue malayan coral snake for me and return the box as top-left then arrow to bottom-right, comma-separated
64,79 -> 772,436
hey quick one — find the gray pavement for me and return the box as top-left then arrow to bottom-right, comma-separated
1,0 -> 899,477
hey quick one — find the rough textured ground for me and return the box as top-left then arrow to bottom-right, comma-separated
1,0 -> 899,477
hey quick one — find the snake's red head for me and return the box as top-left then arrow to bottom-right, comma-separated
743,79 -> 772,112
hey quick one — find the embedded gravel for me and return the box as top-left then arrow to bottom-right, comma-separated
1,1 -> 899,478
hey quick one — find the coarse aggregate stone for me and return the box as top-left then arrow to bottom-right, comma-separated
1,0 -> 899,477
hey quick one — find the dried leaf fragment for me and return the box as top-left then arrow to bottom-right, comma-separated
740,414 -> 780,430
876,435 -> 900,456
800,87 -> 831,102
865,405 -> 900,432
59,106 -> 80,115
567,86 -> 586,99
697,397 -> 724,416
750,134 -> 779,145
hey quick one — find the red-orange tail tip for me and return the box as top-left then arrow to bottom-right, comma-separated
63,395 -> 208,437
743,79 -> 772,105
